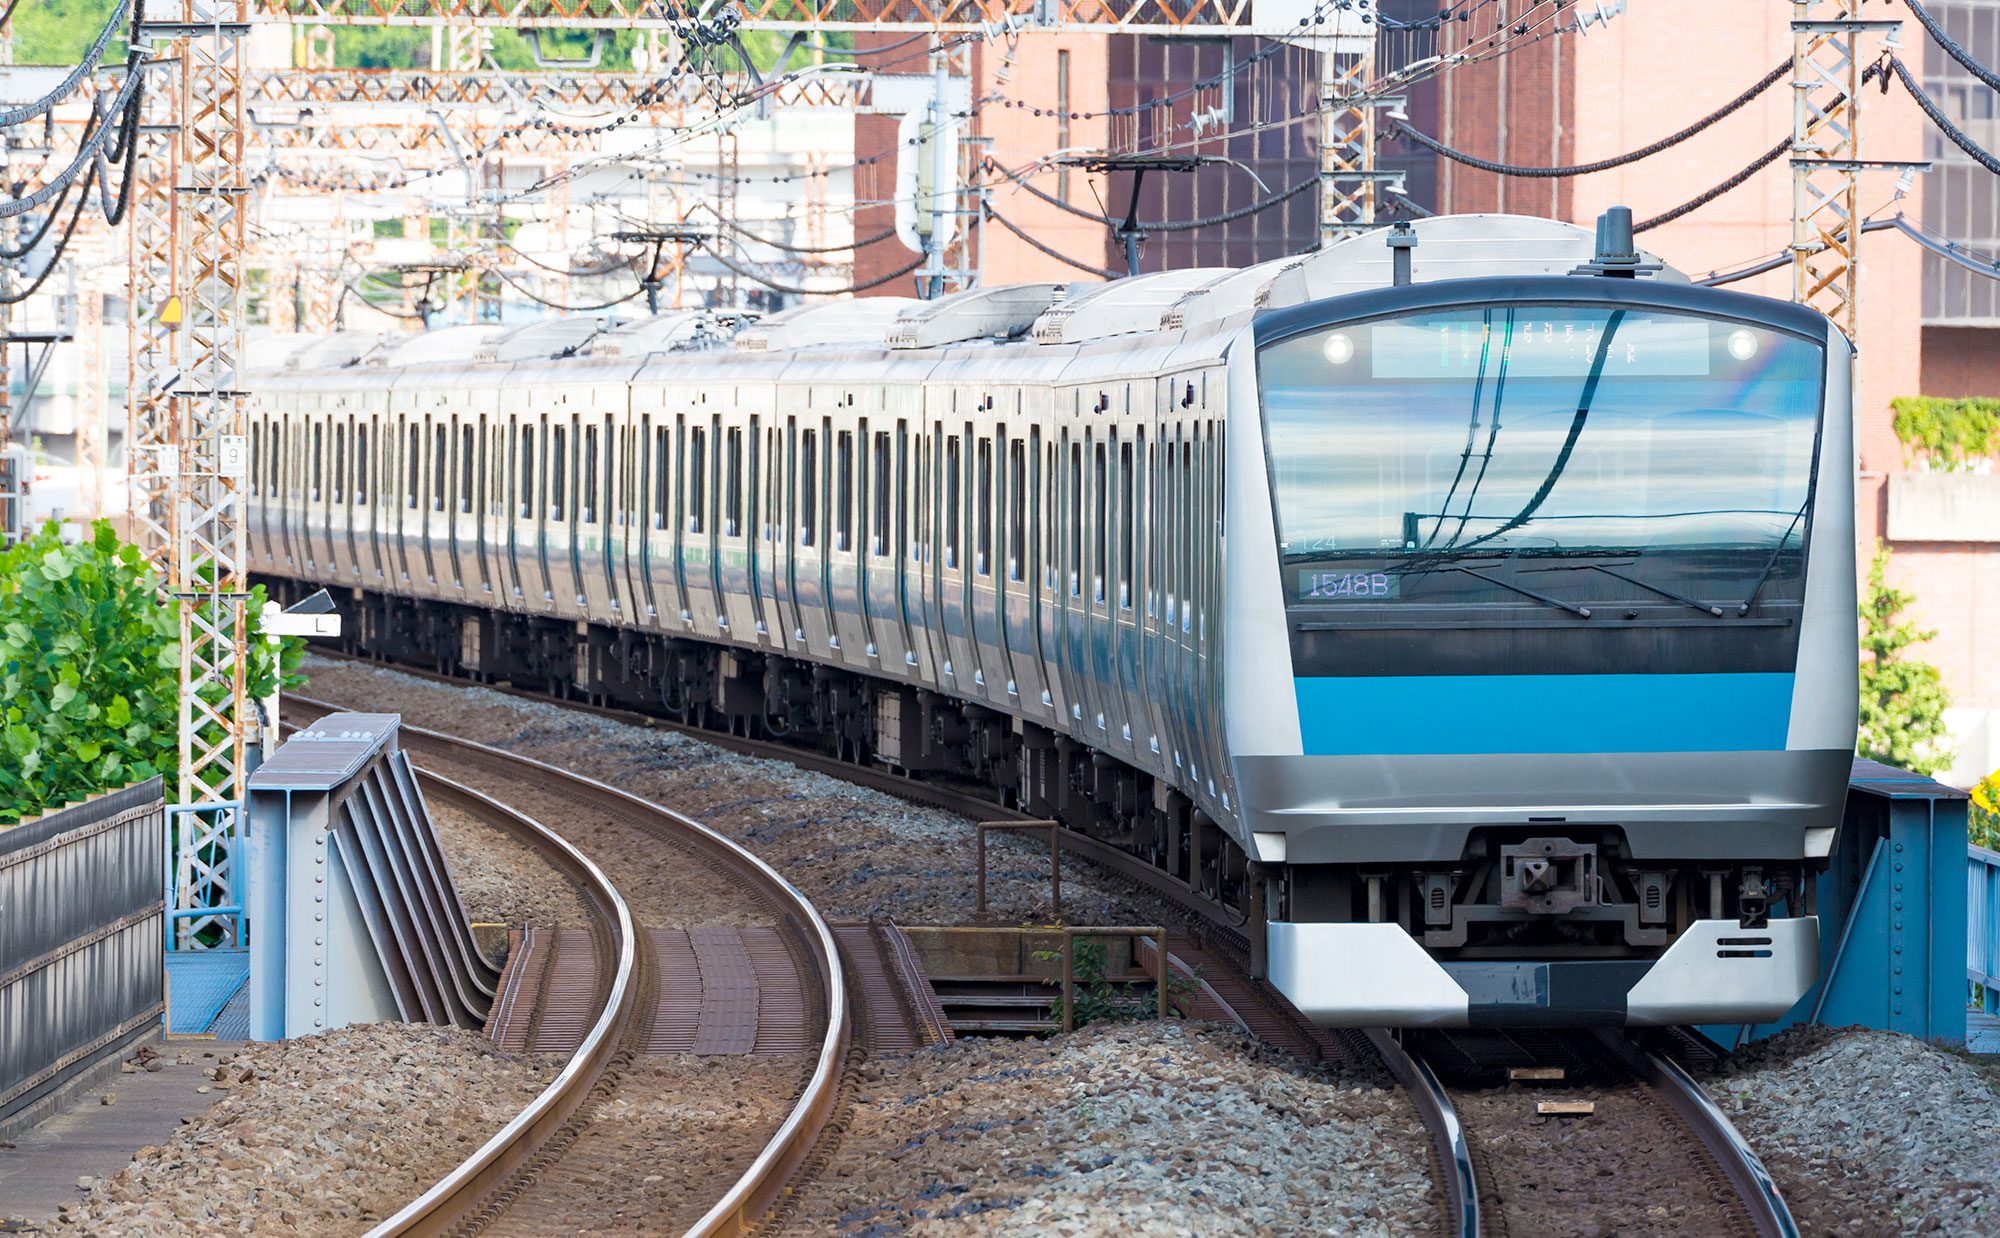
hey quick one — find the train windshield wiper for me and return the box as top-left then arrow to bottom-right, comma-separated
1580,564 -> 1724,618
1397,563 -> 1594,619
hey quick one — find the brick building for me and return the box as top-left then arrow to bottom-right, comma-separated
852,3 -> 2000,782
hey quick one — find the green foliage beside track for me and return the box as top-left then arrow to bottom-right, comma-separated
0,521 -> 302,827
1857,542 -> 1955,778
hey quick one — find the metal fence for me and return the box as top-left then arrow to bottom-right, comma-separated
1970,843 -> 2000,1010
0,779 -> 165,1125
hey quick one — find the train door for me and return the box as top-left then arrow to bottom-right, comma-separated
773,414 -> 799,646
1015,418 -> 1053,725
1052,421 -> 1083,737
755,419 -> 781,647
882,409 -> 919,677
678,411 -> 717,634
793,415 -> 830,654
934,417 -> 970,691
446,414 -> 467,594
741,413 -> 769,641
548,413 -> 574,610
394,419 -> 414,585
477,414 -> 499,596
717,412 -> 752,636
851,412 -> 883,666
615,416 -> 640,621
360,413 -> 382,582
590,410 -> 618,615
635,413 -> 658,620
1116,409 -> 1149,761
828,420 -> 866,662
336,414 -> 356,581
969,418 -> 1010,707
998,420 -> 1036,712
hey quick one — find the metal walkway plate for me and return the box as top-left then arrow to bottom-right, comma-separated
164,949 -> 248,1035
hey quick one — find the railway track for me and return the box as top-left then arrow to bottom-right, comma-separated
1405,1027 -> 1796,1238
292,657 -> 1791,1237
286,696 -> 860,1237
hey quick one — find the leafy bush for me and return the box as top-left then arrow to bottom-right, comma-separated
1857,543 -> 1954,776
0,521 -> 302,826
1889,396 -> 2000,472
1972,772 -> 2000,852
1037,937 -> 1201,1031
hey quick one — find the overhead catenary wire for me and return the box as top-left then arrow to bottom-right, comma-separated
485,265 -> 650,311
1902,0 -> 2000,94
0,57 -> 146,219
698,242 -> 925,296
1884,53 -> 2000,177
981,204 -> 1119,279
1391,58 -> 1791,177
994,162 -> 1318,232
0,0 -> 131,129
1632,133 -> 1793,232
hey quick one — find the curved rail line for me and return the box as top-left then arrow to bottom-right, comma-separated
364,770 -> 638,1238
286,696 -> 851,1238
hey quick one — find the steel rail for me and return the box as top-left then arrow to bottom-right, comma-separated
289,694 -> 852,1237
359,766 -> 638,1238
1366,1031 -> 1478,1238
1598,1031 -> 1799,1238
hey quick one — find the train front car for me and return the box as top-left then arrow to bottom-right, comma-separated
1225,274 -> 1857,1028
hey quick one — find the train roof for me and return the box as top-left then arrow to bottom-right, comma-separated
251,214 -> 1706,377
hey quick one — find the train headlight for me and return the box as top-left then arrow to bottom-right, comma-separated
1322,332 -> 1356,365
1726,329 -> 1759,361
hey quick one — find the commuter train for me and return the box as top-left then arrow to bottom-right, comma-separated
247,212 -> 1858,1028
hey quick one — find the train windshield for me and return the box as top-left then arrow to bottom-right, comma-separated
1257,305 -> 1825,618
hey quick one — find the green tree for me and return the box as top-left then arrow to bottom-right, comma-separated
1857,543 -> 1954,776
11,0 -> 123,67
0,521 -> 303,825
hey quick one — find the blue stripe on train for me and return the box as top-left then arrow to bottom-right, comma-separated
1293,673 -> 1795,756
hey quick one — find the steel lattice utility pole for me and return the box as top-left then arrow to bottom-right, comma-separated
128,42 -> 180,582
1789,1 -> 1910,340
158,0 -> 254,950
1317,47 -> 1380,247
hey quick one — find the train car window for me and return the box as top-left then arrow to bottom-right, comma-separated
1093,438 -> 1107,604
356,426 -> 370,506
726,426 -> 744,537
836,429 -> 854,552
763,425 -> 781,543
653,426 -> 670,530
461,424 -> 476,515
976,432 -> 992,576
1032,428 -> 1048,588
1067,441 -> 1082,597
248,424 -> 260,498
600,417 -> 615,527
407,426 -> 420,509
895,421 -> 909,563
688,424 -> 706,535
1007,437 -> 1025,583
912,428 -> 929,565
309,422 -> 322,502
1120,438 -> 1133,610
1181,439 -> 1194,633
944,434 -> 961,570
581,425 -> 598,524
432,424 -> 447,513
799,427 -> 817,547
871,431 -> 891,556
270,423 -> 283,498
518,427 -> 535,519
551,424 -> 567,522
334,425 -> 348,505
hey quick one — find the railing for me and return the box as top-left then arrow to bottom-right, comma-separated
0,779 -> 165,1129
1968,843 -> 2000,1011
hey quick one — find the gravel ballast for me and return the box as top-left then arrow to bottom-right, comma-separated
1707,1026 -> 2000,1236
778,1020 -> 1435,1236
45,1025 -> 555,1236
426,795 -> 592,930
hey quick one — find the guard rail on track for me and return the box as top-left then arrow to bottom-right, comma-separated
287,697 -> 851,1238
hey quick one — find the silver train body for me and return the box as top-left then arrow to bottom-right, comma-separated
248,215 -> 1859,1028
